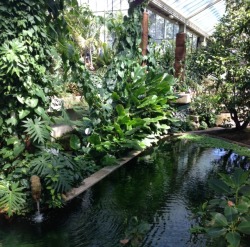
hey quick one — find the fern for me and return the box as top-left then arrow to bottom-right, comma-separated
22,117 -> 51,144
0,181 -> 26,216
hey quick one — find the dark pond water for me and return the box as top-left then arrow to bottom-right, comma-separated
0,138 -> 248,247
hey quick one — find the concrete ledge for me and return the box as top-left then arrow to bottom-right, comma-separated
51,124 -> 74,139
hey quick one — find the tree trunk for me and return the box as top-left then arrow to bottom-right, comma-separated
230,108 -> 250,130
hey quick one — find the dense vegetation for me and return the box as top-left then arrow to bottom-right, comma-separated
0,0 -> 177,216
187,0 -> 250,130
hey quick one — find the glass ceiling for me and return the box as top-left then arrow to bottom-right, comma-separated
158,0 -> 226,35
79,0 -> 226,37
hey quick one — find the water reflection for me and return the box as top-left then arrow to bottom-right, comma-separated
211,149 -> 250,172
0,138 -> 248,247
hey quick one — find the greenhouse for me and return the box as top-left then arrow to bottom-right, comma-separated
0,0 -> 250,246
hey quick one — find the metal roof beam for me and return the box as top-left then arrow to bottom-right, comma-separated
186,0 -> 223,19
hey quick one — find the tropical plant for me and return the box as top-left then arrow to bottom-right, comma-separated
0,0 -> 178,216
192,168 -> 250,247
23,117 -> 51,145
63,1 -> 104,69
0,181 -> 27,217
67,1 -> 177,164
189,93 -> 221,128
0,0 -> 53,154
29,149 -> 84,208
0,0 -> 80,214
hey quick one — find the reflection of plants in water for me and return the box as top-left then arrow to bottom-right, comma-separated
120,216 -> 150,247
179,134 -> 250,157
211,150 -> 250,173
192,168 -> 250,247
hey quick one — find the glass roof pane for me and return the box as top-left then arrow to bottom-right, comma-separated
161,0 -> 226,35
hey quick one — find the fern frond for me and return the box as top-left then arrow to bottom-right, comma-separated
23,117 -> 51,144
0,181 -> 26,216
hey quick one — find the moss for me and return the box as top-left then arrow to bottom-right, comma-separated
179,133 -> 250,157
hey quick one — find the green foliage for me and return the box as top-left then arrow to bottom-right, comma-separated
72,3 -> 177,163
192,168 -> 250,247
23,117 -> 51,144
187,1 -> 250,130
190,94 -> 221,127
0,0 -> 178,216
30,151 -> 82,192
0,0 -> 53,151
29,150 -> 84,207
0,181 -> 26,216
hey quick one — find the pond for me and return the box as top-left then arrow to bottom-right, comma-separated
0,138 -> 248,247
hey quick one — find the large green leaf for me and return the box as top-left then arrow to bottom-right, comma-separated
225,232 -> 240,247
231,168 -> 249,188
208,178 -> 231,194
22,117 -> 51,144
100,154 -> 117,166
88,133 -> 101,145
128,118 -> 145,127
18,109 -> 30,119
25,97 -> 38,108
214,213 -> 228,227
137,95 -> 158,108
6,117 -> 18,127
0,182 -> 26,217
224,205 -> 238,222
239,185 -> 250,196
143,116 -> 165,124
238,221 -> 250,234
114,123 -> 124,137
237,201 -> 249,213
6,136 -> 19,146
13,143 -> 25,158
206,227 -> 227,238
111,92 -> 120,100
16,95 -> 25,104
116,104 -> 125,116
34,87 -> 46,102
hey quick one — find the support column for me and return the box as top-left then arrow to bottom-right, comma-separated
174,23 -> 186,82
141,10 -> 148,66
